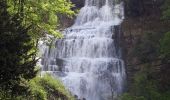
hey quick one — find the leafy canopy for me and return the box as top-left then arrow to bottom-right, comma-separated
7,0 -> 75,38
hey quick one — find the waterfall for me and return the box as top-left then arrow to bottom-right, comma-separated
41,0 -> 126,100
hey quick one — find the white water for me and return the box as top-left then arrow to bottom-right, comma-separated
41,0 -> 126,100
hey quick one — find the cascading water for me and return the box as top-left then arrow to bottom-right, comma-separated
41,0 -> 126,99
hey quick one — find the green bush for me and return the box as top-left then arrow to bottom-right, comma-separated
0,74 -> 74,100
120,93 -> 145,100
160,32 -> 170,59
28,74 -> 74,100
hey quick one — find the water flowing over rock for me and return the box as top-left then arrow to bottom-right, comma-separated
41,0 -> 126,99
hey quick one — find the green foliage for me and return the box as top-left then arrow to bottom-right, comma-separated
0,0 -> 75,98
123,31 -> 170,100
161,0 -> 170,59
120,93 -> 145,100
0,74 -> 74,100
120,64 -> 170,100
29,77 -> 47,100
29,74 -> 74,100
7,0 -> 75,38
160,32 -> 170,59
0,0 -> 37,95
120,92 -> 170,100
133,67 -> 153,99
133,32 -> 162,63
162,0 -> 170,20
0,0 -> 75,99
132,67 -> 161,100
127,32 -> 170,100
121,71 -> 162,100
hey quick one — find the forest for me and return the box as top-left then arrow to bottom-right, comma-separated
0,0 -> 170,100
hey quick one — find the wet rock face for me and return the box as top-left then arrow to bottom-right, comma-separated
125,0 -> 164,17
71,0 -> 85,9
58,0 -> 85,29
125,0 -> 145,17
122,0 -> 170,91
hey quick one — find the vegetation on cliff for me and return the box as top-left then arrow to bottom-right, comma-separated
121,0 -> 170,100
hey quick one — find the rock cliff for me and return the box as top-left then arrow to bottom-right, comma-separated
122,0 -> 170,91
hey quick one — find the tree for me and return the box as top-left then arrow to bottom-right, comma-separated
0,0 -> 74,97
0,0 -> 37,95
7,0 -> 75,39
